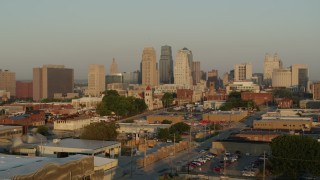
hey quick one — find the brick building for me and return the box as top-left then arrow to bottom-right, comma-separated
276,98 -> 293,109
0,111 -> 45,132
16,81 -> 33,99
241,92 -> 273,105
176,89 -> 193,105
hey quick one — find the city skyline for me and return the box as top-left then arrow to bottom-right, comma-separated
1,1 -> 319,80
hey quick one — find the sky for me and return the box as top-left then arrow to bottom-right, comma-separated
0,0 -> 319,81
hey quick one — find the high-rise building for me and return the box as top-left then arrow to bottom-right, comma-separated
141,47 -> 159,86
272,68 -> 292,88
122,71 -> 139,84
33,65 -> 74,101
174,48 -> 193,86
110,58 -> 119,75
291,64 -> 309,91
223,72 -> 229,87
192,61 -> 201,85
263,53 -> 283,84
86,64 -> 105,97
0,69 -> 16,96
200,71 -> 207,81
234,63 -> 252,82
311,82 -> 320,100
159,45 -> 173,84
16,81 -> 33,99
252,73 -> 264,86
207,69 -> 218,89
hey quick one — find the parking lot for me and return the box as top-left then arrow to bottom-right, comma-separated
187,150 -> 266,178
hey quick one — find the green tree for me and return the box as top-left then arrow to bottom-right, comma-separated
161,120 -> 172,124
162,93 -> 174,108
80,121 -> 119,141
270,135 -> 320,178
157,128 -> 170,141
96,90 -> 147,117
272,89 -> 293,99
169,122 -> 190,134
37,125 -> 49,136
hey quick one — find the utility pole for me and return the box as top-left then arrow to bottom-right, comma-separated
130,132 -> 133,177
223,152 -> 227,176
187,122 -> 191,174
263,151 -> 266,180
144,136 -> 147,168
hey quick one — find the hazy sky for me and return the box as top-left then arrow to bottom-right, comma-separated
1,1 -> 319,80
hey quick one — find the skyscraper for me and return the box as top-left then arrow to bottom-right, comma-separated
263,53 -> 283,84
291,64 -> 309,91
272,68 -> 292,88
110,58 -> 119,75
86,64 -> 105,97
33,65 -> 74,101
159,45 -> 173,84
234,63 -> 252,82
174,48 -> 193,86
141,47 -> 159,86
207,69 -> 218,89
192,61 -> 200,85
0,69 -> 16,96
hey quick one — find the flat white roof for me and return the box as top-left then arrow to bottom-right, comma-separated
41,138 -> 120,150
0,154 -> 88,179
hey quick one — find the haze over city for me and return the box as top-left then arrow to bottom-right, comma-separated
1,0 -> 319,80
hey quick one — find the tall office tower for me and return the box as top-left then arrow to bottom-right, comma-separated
141,47 -> 159,86
159,45 -> 173,84
223,72 -> 229,87
0,69 -> 16,96
192,61 -> 201,85
33,65 -> 74,101
110,58 -> 119,75
86,64 -> 105,97
263,53 -> 283,84
207,69 -> 218,89
200,71 -> 207,81
291,64 -> 309,91
234,63 -> 252,82
122,71 -> 139,84
311,82 -> 320,100
174,48 -> 193,86
272,68 -> 292,88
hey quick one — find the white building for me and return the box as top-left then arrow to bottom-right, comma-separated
225,81 -> 260,94
263,53 -> 283,83
86,64 -> 105,97
234,63 -> 252,82
54,116 -> 92,131
272,68 -> 292,88
174,48 -> 193,86
71,96 -> 103,109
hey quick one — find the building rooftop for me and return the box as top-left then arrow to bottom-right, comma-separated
41,138 -> 119,150
0,154 -> 116,179
0,125 -> 22,131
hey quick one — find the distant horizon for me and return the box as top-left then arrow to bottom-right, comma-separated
1,1 -> 319,81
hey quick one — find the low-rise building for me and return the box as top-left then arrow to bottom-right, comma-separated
118,122 -> 171,134
202,111 -> 248,123
38,138 -> 121,158
0,154 -> 117,180
203,100 -> 226,110
0,125 -> 23,139
71,96 -> 103,109
253,119 -> 312,131
300,100 -> 320,109
225,81 -> 260,95
276,98 -> 293,109
241,92 -> 272,105
0,112 -> 45,131
147,113 -> 183,124
54,115 -> 92,131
